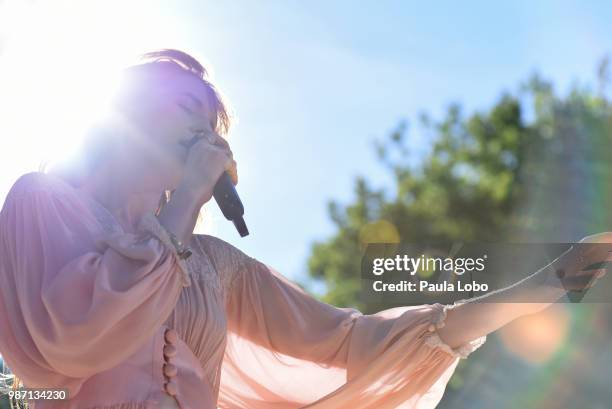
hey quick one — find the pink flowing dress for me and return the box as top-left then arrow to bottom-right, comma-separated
0,172 -> 486,409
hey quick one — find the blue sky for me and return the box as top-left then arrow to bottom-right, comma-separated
1,0 -> 612,285
191,0 -> 612,283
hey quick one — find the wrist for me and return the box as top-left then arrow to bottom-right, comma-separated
537,266 -> 567,295
176,174 -> 218,207
518,267 -> 567,313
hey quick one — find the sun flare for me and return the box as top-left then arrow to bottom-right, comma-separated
0,0 -> 183,177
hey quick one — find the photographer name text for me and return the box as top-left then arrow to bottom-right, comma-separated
370,254 -> 489,293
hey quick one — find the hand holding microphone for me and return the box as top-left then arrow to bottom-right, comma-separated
179,131 -> 237,204
177,131 -> 249,237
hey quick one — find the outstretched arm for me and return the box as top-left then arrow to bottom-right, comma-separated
437,233 -> 612,350
199,234 -> 488,408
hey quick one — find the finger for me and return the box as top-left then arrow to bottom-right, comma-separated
573,268 -> 607,278
211,137 -> 233,161
562,277 -> 592,291
582,241 -> 612,257
225,158 -> 238,185
231,159 -> 238,185
209,133 -> 232,153
576,244 -> 612,267
581,256 -> 612,273
561,273 -> 599,291
194,141 -> 230,159
581,232 -> 612,244
582,261 -> 612,271
191,135 -> 214,152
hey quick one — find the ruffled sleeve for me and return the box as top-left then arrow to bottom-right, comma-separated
0,172 -> 190,395
203,236 -> 486,409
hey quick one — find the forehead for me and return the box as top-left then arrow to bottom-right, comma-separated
162,71 -> 215,113
118,63 -> 221,128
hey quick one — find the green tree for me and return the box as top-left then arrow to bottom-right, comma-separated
306,65 -> 612,408
307,69 -> 612,315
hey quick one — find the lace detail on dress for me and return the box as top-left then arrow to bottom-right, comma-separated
190,234 -> 252,299
137,212 -> 191,288
223,254 -> 255,297
187,236 -> 222,283
422,302 -> 487,359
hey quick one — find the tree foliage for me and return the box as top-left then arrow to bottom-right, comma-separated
308,66 -> 612,314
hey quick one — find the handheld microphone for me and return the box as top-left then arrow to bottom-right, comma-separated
213,172 -> 249,237
182,135 -> 249,237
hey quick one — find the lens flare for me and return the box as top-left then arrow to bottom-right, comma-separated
498,304 -> 571,364
0,0 -> 184,190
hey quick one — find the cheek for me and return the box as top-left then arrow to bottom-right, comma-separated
153,146 -> 184,174
136,138 -> 185,185
143,102 -> 189,143
130,102 -> 189,187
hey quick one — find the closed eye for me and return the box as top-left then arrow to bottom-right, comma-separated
177,102 -> 194,114
177,92 -> 203,115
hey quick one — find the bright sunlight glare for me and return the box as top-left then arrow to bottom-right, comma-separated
0,0 -> 185,190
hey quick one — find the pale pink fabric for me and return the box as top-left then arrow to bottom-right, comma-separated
0,172 -> 486,409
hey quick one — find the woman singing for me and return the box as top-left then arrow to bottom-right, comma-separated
0,49 -> 610,409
